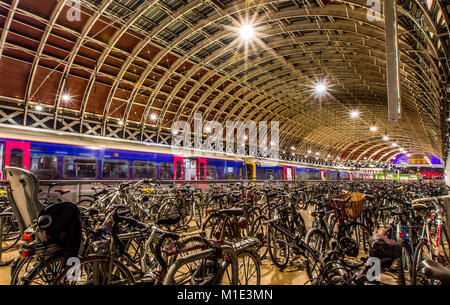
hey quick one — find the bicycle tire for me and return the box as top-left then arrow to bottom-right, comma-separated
412,240 -> 433,285
437,225 -> 450,268
17,255 -> 65,285
249,215 -> 268,259
236,250 -> 261,285
192,199 -> 203,229
157,200 -> 182,231
304,228 -> 328,280
53,256 -> 135,285
76,199 -> 94,208
267,224 -> 290,269
339,222 -> 372,268
163,245 -> 238,285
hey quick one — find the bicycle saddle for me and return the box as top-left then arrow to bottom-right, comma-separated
54,189 -> 71,195
216,207 -> 244,216
418,259 -> 450,285
412,203 -> 431,213
156,214 -> 181,226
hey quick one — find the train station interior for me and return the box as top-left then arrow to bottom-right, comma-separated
0,0 -> 449,287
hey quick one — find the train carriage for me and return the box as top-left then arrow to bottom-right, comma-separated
0,126 -> 368,182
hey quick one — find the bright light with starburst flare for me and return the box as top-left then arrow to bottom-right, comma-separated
315,83 -> 327,94
61,94 -> 71,102
240,24 -> 255,40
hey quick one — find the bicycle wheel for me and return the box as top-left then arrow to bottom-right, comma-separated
267,225 -> 290,268
435,225 -> 450,268
53,256 -> 135,285
304,228 -> 328,280
168,236 -> 213,285
249,215 -> 268,259
17,255 -> 65,285
76,199 -> 94,208
340,222 -> 372,267
192,199 -> 203,229
412,240 -> 433,285
157,200 -> 181,231
163,246 -> 238,285
148,202 -> 161,222
0,212 -> 21,253
181,200 -> 194,227
236,251 -> 260,285
291,210 -> 307,239
10,256 -> 35,285
398,244 -> 414,285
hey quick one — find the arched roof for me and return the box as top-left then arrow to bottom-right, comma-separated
0,0 -> 448,163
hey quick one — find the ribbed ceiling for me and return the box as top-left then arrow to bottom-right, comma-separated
0,0 -> 448,163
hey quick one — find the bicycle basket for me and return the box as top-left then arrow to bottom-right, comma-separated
332,193 -> 365,219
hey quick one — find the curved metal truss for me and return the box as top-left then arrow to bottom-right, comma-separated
0,0 -> 448,163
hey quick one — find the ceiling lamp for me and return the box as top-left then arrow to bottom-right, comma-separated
61,94 -> 71,102
118,121 -> 124,126
392,142 -> 398,147
150,113 -> 157,121
370,126 -> 377,132
34,104 -> 43,111
350,110 -> 359,118
314,83 -> 327,94
383,135 -> 389,141
240,24 -> 255,40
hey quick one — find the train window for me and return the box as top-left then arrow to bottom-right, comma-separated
10,148 -> 23,168
265,169 -> 274,180
258,168 -> 264,180
102,159 -> 129,179
207,165 -> 216,180
275,169 -> 283,180
158,162 -> 173,180
30,154 -> 58,179
63,157 -> 97,178
224,166 -> 236,180
133,161 -> 156,179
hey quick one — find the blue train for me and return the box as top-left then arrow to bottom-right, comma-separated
0,125 -> 368,182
